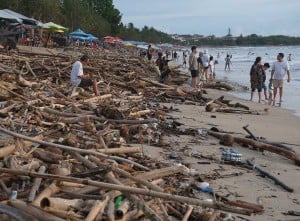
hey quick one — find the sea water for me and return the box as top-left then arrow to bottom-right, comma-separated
181,46 -> 300,116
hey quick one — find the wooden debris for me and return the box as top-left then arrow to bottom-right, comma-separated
0,47 -> 277,221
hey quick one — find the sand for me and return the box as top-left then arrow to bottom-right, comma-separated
144,80 -> 300,220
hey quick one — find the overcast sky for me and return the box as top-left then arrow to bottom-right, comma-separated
114,0 -> 300,36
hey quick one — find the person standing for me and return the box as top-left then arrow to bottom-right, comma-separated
225,54 -> 231,71
250,57 -> 263,103
271,53 -> 291,107
183,52 -> 187,68
197,52 -> 204,80
174,51 -> 178,62
209,56 -> 215,80
201,49 -> 210,81
71,55 -> 99,96
147,45 -> 153,61
189,46 -> 198,89
261,63 -> 270,101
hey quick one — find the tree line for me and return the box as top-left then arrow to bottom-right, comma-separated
185,34 -> 300,46
0,0 -> 173,43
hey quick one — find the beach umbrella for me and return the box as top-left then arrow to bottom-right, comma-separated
87,34 -> 98,40
123,42 -> 136,47
2,9 -> 42,27
42,22 -> 68,32
0,10 -> 22,23
69,28 -> 89,37
136,45 -> 148,50
125,43 -> 135,47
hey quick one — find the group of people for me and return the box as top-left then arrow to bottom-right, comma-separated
70,47 -> 291,109
250,53 -> 291,106
189,46 -> 216,89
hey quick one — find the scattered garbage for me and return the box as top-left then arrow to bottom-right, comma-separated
221,149 -> 243,162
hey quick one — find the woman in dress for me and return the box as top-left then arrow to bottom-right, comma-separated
250,57 -> 264,103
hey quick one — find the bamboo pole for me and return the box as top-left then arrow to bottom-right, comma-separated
120,209 -> 144,221
83,94 -> 112,103
40,197 -> 83,211
0,168 -> 251,215
44,207 -> 83,221
97,146 -> 142,154
115,199 -> 130,219
182,205 -> 193,221
32,182 -> 60,207
0,134 -> 43,158
105,172 -> 163,221
8,200 -> 65,221
40,107 -> 158,124
0,126 -> 149,171
27,165 -> 46,202
0,83 -> 29,101
0,203 -> 38,221
107,198 -> 115,221
85,196 -> 109,221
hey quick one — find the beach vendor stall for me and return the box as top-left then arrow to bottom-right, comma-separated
42,22 -> 68,47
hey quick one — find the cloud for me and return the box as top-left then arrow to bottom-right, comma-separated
114,0 -> 300,36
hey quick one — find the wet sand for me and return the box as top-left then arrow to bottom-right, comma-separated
145,63 -> 300,220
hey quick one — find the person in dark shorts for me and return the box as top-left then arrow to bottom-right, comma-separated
261,62 -> 270,101
250,57 -> 263,103
189,46 -> 198,88
174,51 -> 178,62
70,55 -> 99,96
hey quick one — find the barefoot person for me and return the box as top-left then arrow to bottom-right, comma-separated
262,63 -> 270,101
250,57 -> 263,103
202,49 -> 210,81
71,55 -> 99,96
225,54 -> 231,71
189,46 -> 198,89
271,53 -> 291,106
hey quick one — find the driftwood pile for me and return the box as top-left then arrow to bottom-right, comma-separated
0,47 -> 263,221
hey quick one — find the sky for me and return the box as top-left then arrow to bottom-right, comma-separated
114,0 -> 300,36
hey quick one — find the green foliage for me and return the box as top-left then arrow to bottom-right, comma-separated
0,0 -> 170,42
118,23 -> 173,43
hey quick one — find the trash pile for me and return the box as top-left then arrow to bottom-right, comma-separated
0,47 -> 274,220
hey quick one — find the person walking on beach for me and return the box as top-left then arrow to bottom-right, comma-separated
197,52 -> 204,77
183,52 -> 187,68
147,45 -> 153,61
271,53 -> 291,107
209,56 -> 215,81
70,55 -> 99,96
189,46 -> 198,89
225,54 -> 231,71
201,49 -> 210,82
262,63 -> 270,101
250,57 -> 263,103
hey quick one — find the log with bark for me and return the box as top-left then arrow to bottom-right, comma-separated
208,130 -> 300,165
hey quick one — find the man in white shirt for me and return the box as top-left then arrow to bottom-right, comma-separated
270,53 -> 291,106
71,55 -> 99,96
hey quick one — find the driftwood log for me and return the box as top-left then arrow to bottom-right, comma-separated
247,160 -> 294,192
208,130 -> 300,165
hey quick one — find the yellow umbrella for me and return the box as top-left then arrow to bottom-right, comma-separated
124,42 -> 136,47
42,22 -> 68,33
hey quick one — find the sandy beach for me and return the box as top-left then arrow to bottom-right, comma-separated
143,61 -> 300,221
0,46 -> 299,221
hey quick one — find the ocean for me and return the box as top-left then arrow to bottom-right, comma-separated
181,46 -> 300,116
